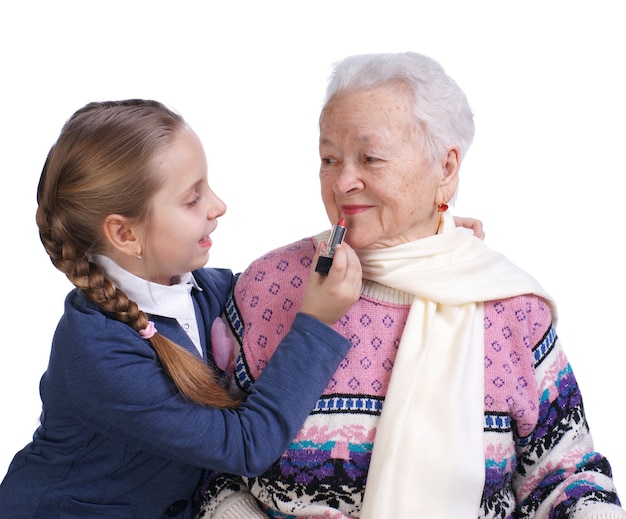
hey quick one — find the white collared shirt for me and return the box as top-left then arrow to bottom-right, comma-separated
91,255 -> 204,357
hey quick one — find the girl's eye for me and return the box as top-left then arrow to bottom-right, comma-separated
188,195 -> 201,207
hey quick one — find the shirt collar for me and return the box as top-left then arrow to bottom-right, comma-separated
91,254 -> 201,320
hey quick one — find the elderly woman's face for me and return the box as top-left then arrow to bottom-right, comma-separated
319,82 -> 458,250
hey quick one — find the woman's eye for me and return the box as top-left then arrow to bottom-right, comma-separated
364,156 -> 378,163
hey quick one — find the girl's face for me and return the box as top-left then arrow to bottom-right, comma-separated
140,128 -> 226,284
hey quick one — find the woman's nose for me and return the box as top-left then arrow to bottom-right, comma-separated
333,162 -> 363,195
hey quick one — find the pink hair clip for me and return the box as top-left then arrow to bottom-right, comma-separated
139,321 -> 157,339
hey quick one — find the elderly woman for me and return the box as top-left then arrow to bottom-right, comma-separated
197,52 -> 625,518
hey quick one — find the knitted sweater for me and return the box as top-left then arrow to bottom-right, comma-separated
197,237 -> 624,519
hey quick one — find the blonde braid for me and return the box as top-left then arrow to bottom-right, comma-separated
36,100 -> 241,408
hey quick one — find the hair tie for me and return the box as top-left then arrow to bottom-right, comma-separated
139,321 -> 157,339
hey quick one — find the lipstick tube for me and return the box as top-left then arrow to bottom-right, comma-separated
315,218 -> 347,276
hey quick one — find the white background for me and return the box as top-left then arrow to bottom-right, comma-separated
1,0 -> 625,495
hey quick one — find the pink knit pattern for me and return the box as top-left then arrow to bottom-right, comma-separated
235,238 -> 409,397
483,296 -> 551,436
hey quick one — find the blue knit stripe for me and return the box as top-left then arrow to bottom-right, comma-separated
224,296 -> 244,344
532,324 -> 556,367
484,412 -> 511,433
311,394 -> 384,415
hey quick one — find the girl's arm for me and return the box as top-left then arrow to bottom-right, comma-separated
60,244 -> 361,476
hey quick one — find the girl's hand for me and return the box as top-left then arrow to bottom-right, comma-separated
454,216 -> 485,239
299,242 -> 362,326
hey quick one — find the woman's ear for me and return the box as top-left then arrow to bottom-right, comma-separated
103,214 -> 141,258
436,147 -> 460,204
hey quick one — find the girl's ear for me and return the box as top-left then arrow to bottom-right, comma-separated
103,214 -> 141,258
436,147 -> 460,205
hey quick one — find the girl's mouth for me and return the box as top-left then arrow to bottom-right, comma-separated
199,234 -> 212,249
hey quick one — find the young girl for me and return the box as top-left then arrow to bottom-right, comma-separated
0,99 -> 362,518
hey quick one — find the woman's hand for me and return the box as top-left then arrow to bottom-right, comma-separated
299,242 -> 362,326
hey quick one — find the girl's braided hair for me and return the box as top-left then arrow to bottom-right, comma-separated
36,99 -> 239,408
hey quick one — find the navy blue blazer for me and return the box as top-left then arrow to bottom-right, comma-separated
0,268 -> 350,518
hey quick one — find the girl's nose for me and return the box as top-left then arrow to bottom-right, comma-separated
207,189 -> 227,219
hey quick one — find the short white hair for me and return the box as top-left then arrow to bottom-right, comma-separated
323,52 -> 475,165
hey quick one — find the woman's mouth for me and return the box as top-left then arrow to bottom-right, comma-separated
341,205 -> 371,216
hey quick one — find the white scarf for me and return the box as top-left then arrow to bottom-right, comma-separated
357,212 -> 555,518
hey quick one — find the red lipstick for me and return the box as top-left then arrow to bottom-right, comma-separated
315,218 -> 347,276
